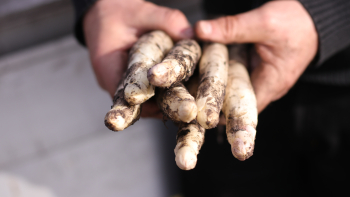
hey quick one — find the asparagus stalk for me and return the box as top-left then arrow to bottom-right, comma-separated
157,83 -> 197,123
105,82 -> 141,131
124,31 -> 173,105
174,121 -> 205,170
196,43 -> 228,129
222,44 -> 258,161
148,39 -> 201,88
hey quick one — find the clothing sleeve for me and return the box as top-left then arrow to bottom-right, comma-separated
71,0 -> 98,46
299,0 -> 350,66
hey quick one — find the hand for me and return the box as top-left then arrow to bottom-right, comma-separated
83,0 -> 193,117
195,0 -> 318,113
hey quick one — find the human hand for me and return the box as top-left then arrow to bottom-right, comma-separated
83,0 -> 193,117
195,0 -> 318,113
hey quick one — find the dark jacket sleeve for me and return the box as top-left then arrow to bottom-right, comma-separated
71,0 -> 98,45
299,0 -> 350,66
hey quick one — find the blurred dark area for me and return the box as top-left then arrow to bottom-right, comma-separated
181,81 -> 350,196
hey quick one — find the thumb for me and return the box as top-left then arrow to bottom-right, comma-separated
195,9 -> 268,44
140,3 -> 193,40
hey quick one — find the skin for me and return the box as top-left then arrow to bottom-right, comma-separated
195,0 -> 318,113
83,0 -> 193,118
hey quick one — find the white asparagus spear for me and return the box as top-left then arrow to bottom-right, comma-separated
174,121 -> 205,170
196,43 -> 228,129
222,44 -> 258,161
105,82 -> 141,131
157,83 -> 197,123
124,31 -> 173,105
148,39 -> 201,88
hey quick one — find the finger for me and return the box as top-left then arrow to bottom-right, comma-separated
90,50 -> 128,98
195,9 -> 268,44
139,2 -> 193,40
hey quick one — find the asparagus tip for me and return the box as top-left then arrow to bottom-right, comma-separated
178,102 -> 197,123
104,111 -> 127,131
147,63 -> 170,87
175,146 -> 197,170
229,128 -> 255,161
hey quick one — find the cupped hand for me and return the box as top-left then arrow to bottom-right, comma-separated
84,0 -> 193,117
195,0 -> 318,113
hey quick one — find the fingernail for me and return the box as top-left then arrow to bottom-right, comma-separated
181,27 -> 194,38
200,21 -> 212,35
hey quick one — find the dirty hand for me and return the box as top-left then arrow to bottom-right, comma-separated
84,0 -> 193,117
195,0 -> 318,113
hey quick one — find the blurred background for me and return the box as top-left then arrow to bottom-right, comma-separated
0,0 -> 204,196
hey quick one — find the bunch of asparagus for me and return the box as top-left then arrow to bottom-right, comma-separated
104,31 -> 257,170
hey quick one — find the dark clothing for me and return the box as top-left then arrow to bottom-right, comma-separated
71,0 -> 96,46
182,81 -> 350,197
71,0 -> 350,196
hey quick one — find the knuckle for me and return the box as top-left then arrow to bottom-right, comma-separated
219,16 -> 237,42
260,10 -> 276,32
163,8 -> 185,23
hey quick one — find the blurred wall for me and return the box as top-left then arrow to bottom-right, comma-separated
0,0 -> 74,56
